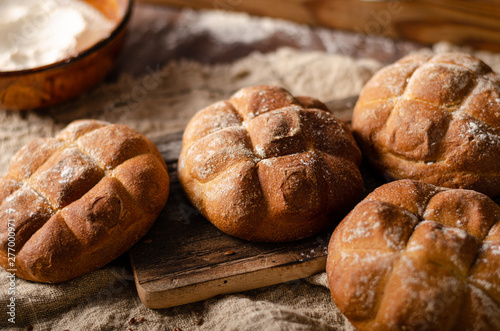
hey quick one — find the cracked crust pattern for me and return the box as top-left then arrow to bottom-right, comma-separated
352,52 -> 500,197
178,85 -> 364,242
327,179 -> 500,331
0,120 -> 169,283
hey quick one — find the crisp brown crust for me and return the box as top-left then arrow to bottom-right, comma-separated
0,120 -> 169,283
178,85 -> 363,242
327,179 -> 500,331
352,52 -> 500,197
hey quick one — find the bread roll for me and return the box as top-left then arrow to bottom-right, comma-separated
352,52 -> 500,197
178,85 -> 364,242
327,179 -> 500,330
0,120 -> 169,283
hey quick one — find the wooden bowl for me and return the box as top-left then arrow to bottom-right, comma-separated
0,0 -> 132,111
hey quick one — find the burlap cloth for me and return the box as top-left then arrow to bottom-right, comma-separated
2,4 -> 500,331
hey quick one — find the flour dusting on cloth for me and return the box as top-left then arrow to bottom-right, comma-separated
1,9 -> 500,330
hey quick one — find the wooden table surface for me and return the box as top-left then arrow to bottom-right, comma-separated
138,0 -> 500,52
113,2 -> 425,78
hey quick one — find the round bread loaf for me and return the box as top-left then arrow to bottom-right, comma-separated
178,85 -> 364,242
352,52 -> 500,197
0,120 -> 169,283
327,179 -> 500,331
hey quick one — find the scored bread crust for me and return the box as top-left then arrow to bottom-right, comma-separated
0,120 -> 169,283
178,85 -> 364,242
352,52 -> 500,197
327,179 -> 500,331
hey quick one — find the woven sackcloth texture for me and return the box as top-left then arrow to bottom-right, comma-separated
1,5 -> 500,330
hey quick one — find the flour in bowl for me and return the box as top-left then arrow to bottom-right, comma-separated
0,0 -> 115,71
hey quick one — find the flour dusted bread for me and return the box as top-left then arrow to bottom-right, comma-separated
352,52 -> 500,197
0,120 -> 169,283
178,85 -> 363,242
327,179 -> 500,331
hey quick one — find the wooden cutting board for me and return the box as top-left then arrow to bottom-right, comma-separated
129,97 -> 385,309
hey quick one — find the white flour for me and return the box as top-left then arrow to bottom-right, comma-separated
172,9 -> 317,49
0,0 -> 115,71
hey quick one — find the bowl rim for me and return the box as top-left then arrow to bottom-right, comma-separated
0,0 -> 133,77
